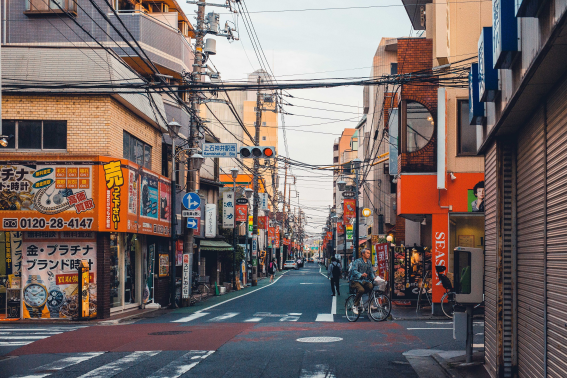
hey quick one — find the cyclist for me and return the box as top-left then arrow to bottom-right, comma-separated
350,248 -> 375,314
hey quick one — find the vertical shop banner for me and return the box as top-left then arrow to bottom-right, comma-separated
104,160 -> 124,231
268,227 -> 275,245
432,213 -> 449,302
374,243 -> 388,278
258,216 -> 267,230
343,199 -> 356,219
346,225 -> 353,240
326,231 -> 332,241
235,204 -> 248,222
223,192 -> 235,228
275,226 -> 280,248
205,204 -> 217,238
159,254 -> 169,277
182,254 -> 190,299
21,232 -> 97,319
337,221 -> 345,234
176,239 -> 184,266
159,182 -> 171,221
5,231 -> 23,277
248,215 -> 253,236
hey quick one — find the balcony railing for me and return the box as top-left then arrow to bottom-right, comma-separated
109,11 -> 194,75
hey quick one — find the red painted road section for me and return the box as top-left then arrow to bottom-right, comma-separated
9,323 -> 255,356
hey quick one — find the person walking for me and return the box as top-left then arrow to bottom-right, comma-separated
327,257 -> 342,296
268,259 -> 276,282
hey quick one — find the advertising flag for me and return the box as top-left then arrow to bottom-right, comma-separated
235,205 -> 248,222
343,199 -> 356,219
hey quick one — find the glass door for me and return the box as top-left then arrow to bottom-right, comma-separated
109,233 -> 122,310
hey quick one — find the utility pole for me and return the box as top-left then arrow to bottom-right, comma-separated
282,160 -> 288,264
251,75 -> 262,286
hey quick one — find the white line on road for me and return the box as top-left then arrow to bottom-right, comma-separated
288,313 -> 302,316
315,314 -> 334,322
279,316 -> 299,322
191,271 -> 289,314
406,328 -> 453,330
0,336 -> 55,340
299,283 -> 324,285
299,364 -> 336,378
0,341 -> 33,346
11,353 -> 104,378
244,318 -> 263,322
0,332 -> 63,336
146,351 -> 214,378
207,313 -> 239,322
332,295 -> 337,315
172,312 -> 209,323
77,351 -> 160,378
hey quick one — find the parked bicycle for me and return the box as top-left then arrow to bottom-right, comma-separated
416,268 -> 432,313
345,279 -> 391,322
437,265 -> 483,319
189,273 -> 211,306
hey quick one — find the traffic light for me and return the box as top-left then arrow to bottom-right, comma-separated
239,146 -> 276,158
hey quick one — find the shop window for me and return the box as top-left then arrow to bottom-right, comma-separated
401,101 -> 434,153
458,100 -> 480,155
110,233 -> 122,309
1,120 -> 66,150
123,131 -> 152,170
448,214 -> 484,274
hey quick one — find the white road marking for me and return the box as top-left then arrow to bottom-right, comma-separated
407,328 -> 453,330
315,314 -> 334,322
77,351 -> 160,378
10,353 -> 104,377
473,344 -> 484,348
0,332 -> 63,336
0,328 -> 83,332
0,341 -> 33,346
299,364 -> 336,378
297,337 -> 342,343
244,317 -> 263,322
189,271 -> 289,315
288,313 -> 302,316
299,283 -> 324,285
207,312 -> 239,322
172,312 -> 209,323
425,322 -> 452,325
0,336 -> 55,340
279,316 -> 299,322
332,295 -> 337,315
146,351 -> 214,378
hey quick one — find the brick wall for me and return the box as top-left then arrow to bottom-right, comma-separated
397,38 -> 438,173
1,94 -> 162,175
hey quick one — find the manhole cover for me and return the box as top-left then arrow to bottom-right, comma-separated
148,331 -> 192,336
296,337 -> 343,343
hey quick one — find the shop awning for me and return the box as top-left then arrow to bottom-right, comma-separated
200,240 -> 234,252
359,240 -> 367,245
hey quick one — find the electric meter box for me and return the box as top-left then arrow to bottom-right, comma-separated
453,247 -> 483,304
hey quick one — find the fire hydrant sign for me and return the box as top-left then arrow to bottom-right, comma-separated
182,254 -> 190,299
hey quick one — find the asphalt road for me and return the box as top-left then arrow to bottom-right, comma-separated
0,263 -> 484,378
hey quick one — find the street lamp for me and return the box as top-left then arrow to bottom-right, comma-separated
337,179 -> 346,191
0,134 -> 13,147
191,153 -> 204,171
167,121 -> 182,309
230,168 -> 239,289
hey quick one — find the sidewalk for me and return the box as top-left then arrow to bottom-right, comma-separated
404,349 -> 489,378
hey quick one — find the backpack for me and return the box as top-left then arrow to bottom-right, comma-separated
332,263 -> 341,278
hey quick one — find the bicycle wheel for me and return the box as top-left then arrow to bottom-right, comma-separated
441,292 -> 456,318
369,292 -> 391,321
345,295 -> 360,322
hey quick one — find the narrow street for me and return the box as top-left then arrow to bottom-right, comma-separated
0,264 -> 483,378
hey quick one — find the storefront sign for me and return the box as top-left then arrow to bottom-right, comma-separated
337,221 -> 344,234
248,215 -> 253,234
159,182 -> 170,222
260,193 -> 269,210
343,199 -> 356,219
79,260 -> 90,318
258,216 -> 267,230
283,238 -> 290,246
275,226 -> 280,248
223,191 -> 235,228
432,214 -> 449,302
268,227 -> 275,245
478,27 -> 498,102
182,254 -> 190,299
492,0 -> 518,69
252,235 -> 258,256
147,243 -> 155,303
374,243 -> 388,278
205,204 -> 217,238
21,232 -> 97,319
468,63 -> 485,125
235,204 -> 248,222
159,254 -> 169,277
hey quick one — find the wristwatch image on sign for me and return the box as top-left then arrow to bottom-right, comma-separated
47,283 -> 66,318
23,275 -> 48,318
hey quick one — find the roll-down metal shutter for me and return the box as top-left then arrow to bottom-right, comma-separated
544,77 -> 567,378
484,142 -> 498,378
516,107 -> 545,378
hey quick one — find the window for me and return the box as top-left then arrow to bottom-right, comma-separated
458,100 -> 480,155
402,101 -> 434,153
123,131 -> 152,169
262,122 -> 266,126
390,63 -> 398,75
262,136 -> 267,141
1,120 -> 66,150
25,0 -> 77,14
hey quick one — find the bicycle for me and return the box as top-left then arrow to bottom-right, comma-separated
345,281 -> 391,322
189,273 -> 211,306
416,269 -> 432,313
437,266 -> 483,319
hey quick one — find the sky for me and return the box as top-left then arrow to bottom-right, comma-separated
180,0 -> 413,241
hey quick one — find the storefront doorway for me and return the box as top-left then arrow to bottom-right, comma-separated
110,233 -> 143,313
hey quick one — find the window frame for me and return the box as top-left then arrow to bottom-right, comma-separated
457,99 -> 478,156
24,0 -> 77,15
123,131 -> 152,170
1,120 -> 67,151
